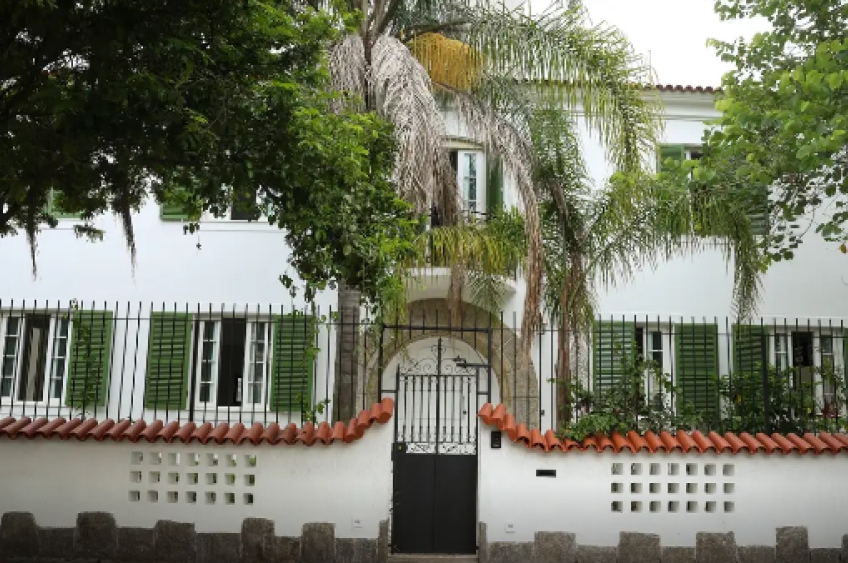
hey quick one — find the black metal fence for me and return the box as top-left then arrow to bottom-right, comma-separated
0,300 -> 845,436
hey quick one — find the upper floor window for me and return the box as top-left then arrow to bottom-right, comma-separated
448,149 -> 486,218
657,145 -> 702,173
160,186 -> 261,223
657,144 -> 767,236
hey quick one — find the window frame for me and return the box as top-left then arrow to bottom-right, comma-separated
634,324 -> 675,408
190,316 -> 274,410
446,143 -> 487,218
46,188 -> 83,220
0,312 -> 72,405
770,330 -> 844,416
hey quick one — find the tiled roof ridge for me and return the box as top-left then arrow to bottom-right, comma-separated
478,403 -> 848,455
0,398 -> 394,446
652,84 -> 720,94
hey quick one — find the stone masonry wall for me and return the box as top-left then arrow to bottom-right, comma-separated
479,523 -> 847,563
0,513 -> 389,563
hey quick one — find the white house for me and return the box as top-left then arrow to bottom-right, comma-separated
0,85 -> 846,434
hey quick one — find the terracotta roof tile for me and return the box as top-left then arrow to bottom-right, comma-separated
653,84 -> 720,94
0,399 -> 393,446
478,403 -> 848,455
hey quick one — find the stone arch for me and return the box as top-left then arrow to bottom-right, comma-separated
364,298 -> 539,426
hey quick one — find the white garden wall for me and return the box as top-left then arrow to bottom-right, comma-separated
478,428 -> 848,549
0,421 -> 393,538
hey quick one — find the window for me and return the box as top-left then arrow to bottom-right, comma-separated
635,326 -> 667,407
160,186 -> 261,222
144,312 -> 314,413
820,335 -> 837,413
595,322 -> 670,397
230,187 -> 261,221
448,149 -> 486,217
657,145 -> 702,173
0,314 -> 70,402
46,189 -> 82,219
195,319 -> 270,408
774,333 -> 789,371
658,144 -> 767,235
635,327 -> 664,369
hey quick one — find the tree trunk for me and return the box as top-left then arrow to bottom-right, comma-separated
555,281 -> 573,427
334,280 -> 362,422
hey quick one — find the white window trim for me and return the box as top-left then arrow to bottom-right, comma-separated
634,324 -> 675,410
191,317 -> 274,410
0,312 -> 71,406
199,193 -> 268,224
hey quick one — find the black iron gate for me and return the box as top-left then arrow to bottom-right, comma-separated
385,331 -> 492,555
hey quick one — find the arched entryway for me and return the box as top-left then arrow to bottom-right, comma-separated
365,298 -> 539,427
381,336 -> 502,450
368,299 -> 540,555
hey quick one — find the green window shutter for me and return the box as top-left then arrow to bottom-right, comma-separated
270,314 -> 316,412
46,189 -> 81,219
160,187 -> 191,221
657,144 -> 685,172
732,324 -> 769,374
65,310 -> 114,408
843,328 -> 848,384
486,154 -> 504,216
747,185 -> 769,236
593,321 -> 636,396
144,312 -> 193,410
674,323 -> 720,418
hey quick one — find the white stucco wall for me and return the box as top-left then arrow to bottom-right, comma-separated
3,91 -> 848,432
478,428 -> 848,548
0,421 -> 393,537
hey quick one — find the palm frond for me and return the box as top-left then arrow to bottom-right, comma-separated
371,34 -> 458,216
328,34 -> 367,106
450,89 -> 543,360
587,171 -> 763,321
443,5 -> 663,172
468,270 -> 512,313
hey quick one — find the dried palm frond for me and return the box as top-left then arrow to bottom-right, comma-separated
327,34 -> 367,111
452,89 -> 543,364
371,34 -> 459,218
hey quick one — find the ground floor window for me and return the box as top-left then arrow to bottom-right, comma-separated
144,312 -> 314,413
195,319 -> 270,408
0,313 -> 70,403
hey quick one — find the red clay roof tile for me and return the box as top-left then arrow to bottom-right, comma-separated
653,84 -> 719,94
690,430 -> 714,453
478,403 -> 848,455
0,400 -> 393,446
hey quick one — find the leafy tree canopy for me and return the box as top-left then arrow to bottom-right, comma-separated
1,0 -> 419,303
696,0 -> 848,263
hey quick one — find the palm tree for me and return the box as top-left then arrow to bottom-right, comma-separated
325,0 -> 762,423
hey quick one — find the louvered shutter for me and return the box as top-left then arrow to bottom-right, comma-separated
674,323 -> 720,418
733,324 -> 769,374
144,312 -> 193,409
270,314 -> 316,412
657,145 -> 686,172
486,154 -> 504,215
65,310 -> 113,408
747,185 -> 769,236
593,321 -> 636,396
